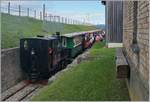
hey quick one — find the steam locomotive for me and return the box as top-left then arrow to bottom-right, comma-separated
20,30 -> 103,82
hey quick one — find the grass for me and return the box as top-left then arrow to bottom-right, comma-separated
1,13 -> 97,49
31,42 -> 130,101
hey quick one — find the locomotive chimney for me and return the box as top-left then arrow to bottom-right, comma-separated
56,32 -> 61,41
56,32 -> 60,36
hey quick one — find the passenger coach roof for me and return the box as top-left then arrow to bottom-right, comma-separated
22,36 -> 57,40
62,29 -> 101,38
62,32 -> 85,38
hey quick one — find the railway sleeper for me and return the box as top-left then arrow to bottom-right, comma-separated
5,84 -> 39,101
1,81 -> 29,101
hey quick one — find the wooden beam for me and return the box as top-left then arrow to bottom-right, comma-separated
115,48 -> 130,78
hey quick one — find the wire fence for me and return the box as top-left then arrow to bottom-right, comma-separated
1,2 -> 91,25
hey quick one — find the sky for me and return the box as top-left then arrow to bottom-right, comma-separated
1,0 -> 105,25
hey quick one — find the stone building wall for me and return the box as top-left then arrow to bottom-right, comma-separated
123,1 -> 149,101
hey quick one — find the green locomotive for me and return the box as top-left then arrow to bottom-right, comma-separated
20,30 -> 102,83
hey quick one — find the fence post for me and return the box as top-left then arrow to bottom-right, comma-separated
71,19 -> 72,24
49,14 -> 50,21
58,16 -> 60,23
19,5 -> 21,16
61,17 -> 63,23
49,14 -> 52,21
34,10 -> 36,18
52,15 -> 54,22
55,16 -> 57,22
67,18 -> 69,24
27,8 -> 29,17
67,18 -> 68,24
65,18 -> 67,24
70,19 -> 72,24
45,13 -> 47,21
68,18 -> 69,24
43,4 -> 45,21
54,16 -> 56,22
8,2 -> 10,14
40,11 -> 42,20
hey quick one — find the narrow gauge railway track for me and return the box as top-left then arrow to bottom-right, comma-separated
1,81 -> 44,101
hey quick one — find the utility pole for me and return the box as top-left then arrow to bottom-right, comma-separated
27,8 -> 29,17
43,4 -> 45,21
49,14 -> 52,21
8,2 -> 10,14
34,10 -> 36,18
61,17 -> 64,23
40,11 -> 42,20
58,16 -> 60,23
65,17 -> 67,24
18,5 -> 21,16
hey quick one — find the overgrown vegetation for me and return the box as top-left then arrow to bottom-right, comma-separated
1,13 -> 96,48
31,42 -> 130,101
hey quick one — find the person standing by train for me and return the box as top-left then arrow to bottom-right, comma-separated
89,35 -> 94,47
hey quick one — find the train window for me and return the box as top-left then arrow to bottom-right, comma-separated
57,40 -> 61,48
85,35 -> 89,41
24,40 -> 28,50
54,40 -> 57,48
48,41 -> 51,47
52,40 -> 55,49
73,36 -> 82,47
90,33 -> 93,38
85,36 -> 87,40
62,38 -> 66,47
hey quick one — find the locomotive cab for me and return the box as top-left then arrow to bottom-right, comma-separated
20,36 -> 62,82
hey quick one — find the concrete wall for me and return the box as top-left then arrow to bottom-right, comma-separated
1,47 -> 25,92
123,1 -> 149,101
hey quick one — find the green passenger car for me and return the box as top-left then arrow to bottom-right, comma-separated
61,32 -> 85,60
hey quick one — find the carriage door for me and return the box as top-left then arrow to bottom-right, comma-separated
55,40 -> 61,65
52,40 -> 59,67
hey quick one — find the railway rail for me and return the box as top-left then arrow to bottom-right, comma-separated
1,80 -> 44,101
